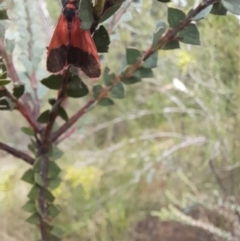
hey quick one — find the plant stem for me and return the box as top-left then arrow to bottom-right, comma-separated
0,141 -> 34,165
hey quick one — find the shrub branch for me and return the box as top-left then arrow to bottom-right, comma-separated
52,0 -> 219,143
0,141 -> 34,165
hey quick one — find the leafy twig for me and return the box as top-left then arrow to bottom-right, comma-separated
52,0 -> 219,143
0,141 -> 34,165
42,70 -> 71,146
0,41 -> 40,133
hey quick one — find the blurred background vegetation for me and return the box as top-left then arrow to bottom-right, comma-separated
0,0 -> 240,240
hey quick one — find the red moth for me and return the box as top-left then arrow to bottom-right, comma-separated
46,0 -> 101,78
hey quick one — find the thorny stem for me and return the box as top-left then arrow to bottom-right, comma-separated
52,0 -> 219,143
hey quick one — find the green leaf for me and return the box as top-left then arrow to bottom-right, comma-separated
0,97 -> 15,110
192,5 -> 213,21
168,7 -> 186,27
33,159 -> 41,172
34,173 -> 44,187
27,185 -> 40,200
49,162 -> 61,179
52,226 -> 64,237
178,24 -> 200,45
67,76 -> 89,98
79,0 -> 94,29
22,200 -> 37,213
21,127 -> 34,136
37,110 -> 50,123
126,48 -> 141,65
45,189 -> 55,202
26,213 -> 41,225
28,142 -> 35,154
163,40 -> 180,50
0,72 -> 7,80
49,204 -> 60,219
98,98 -> 114,106
42,222 -> 53,232
0,10 -> 8,20
93,84 -> 102,99
47,234 -> 61,241
58,107 -> 68,121
222,0 -> 240,15
153,20 -> 167,46
122,76 -> 141,85
49,145 -> 64,161
103,67 -> 115,86
21,169 -> 34,184
122,69 -> 142,85
210,2 -> 227,15
93,25 -> 110,53
139,68 -> 154,78
13,84 -> 25,98
110,82 -> 124,99
0,80 -> 10,86
143,51 -> 158,68
0,62 -> 7,79
157,0 -> 171,2
48,98 -> 57,106
100,2 -> 124,23
49,177 -> 61,190
41,75 -> 63,90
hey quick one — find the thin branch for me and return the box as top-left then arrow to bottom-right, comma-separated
31,73 -> 40,119
42,70 -> 71,145
51,99 -> 95,142
55,126 -> 76,145
108,0 -> 133,34
0,141 -> 34,165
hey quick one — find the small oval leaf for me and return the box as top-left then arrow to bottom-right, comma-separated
21,127 -> 34,136
41,75 -> 63,90
21,169 -> 34,184
110,82 -> 124,99
103,67 -> 115,86
67,76 -> 89,98
26,213 -> 41,225
98,98 -> 114,106
37,110 -> 50,123
168,7 -> 186,27
13,84 -> 25,98
93,25 -> 110,53
178,24 -> 200,45
126,47 -> 141,65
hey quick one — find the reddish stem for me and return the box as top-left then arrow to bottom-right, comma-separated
51,99 -> 95,142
